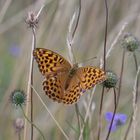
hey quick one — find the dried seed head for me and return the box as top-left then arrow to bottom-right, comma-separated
122,33 -> 140,52
103,71 -> 118,88
25,11 -> 39,28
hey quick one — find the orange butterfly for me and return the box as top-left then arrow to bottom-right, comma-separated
33,48 -> 106,104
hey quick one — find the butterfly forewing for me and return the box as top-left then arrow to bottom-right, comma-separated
33,48 -> 71,77
76,67 -> 106,90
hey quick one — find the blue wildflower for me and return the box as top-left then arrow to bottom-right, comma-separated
105,112 -> 127,131
9,44 -> 20,57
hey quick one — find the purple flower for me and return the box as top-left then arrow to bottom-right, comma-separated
9,44 -> 20,57
105,112 -> 127,132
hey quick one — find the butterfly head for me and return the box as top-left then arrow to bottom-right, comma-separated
69,63 -> 78,77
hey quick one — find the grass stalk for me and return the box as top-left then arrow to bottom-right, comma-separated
23,6 -> 44,140
31,85 -> 69,140
23,27 -> 35,140
21,105 -> 46,140
124,53 -> 140,140
78,87 -> 96,140
67,0 -> 82,137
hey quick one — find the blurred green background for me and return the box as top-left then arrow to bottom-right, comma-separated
0,0 -> 140,139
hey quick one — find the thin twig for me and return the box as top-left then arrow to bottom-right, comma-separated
78,87 -> 96,140
124,54 -> 140,140
132,66 -> 140,140
31,85 -> 69,140
72,0 -> 81,39
133,53 -> 139,102
105,88 -> 117,140
103,0 -> 108,71
23,6 -> 44,140
97,86 -> 105,140
105,48 -> 125,140
21,106 -> 46,140
67,0 -> 81,64
30,27 -> 36,140
106,22 -> 128,59
75,104 -> 81,135
116,48 -> 126,106
67,0 -> 82,137
23,27 -> 35,140
18,132 -> 21,140
124,114 -> 133,140
97,0 -> 108,139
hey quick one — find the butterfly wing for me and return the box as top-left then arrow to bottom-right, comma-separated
76,66 -> 106,90
62,67 -> 106,104
62,76 -> 83,104
33,48 -> 71,77
42,72 -> 68,103
43,72 -> 83,104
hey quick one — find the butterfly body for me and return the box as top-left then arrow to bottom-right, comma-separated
33,48 -> 106,104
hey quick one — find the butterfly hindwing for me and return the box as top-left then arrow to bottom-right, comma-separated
43,75 -> 64,103
43,73 -> 83,104
62,75 -> 83,104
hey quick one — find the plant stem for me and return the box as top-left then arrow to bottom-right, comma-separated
67,0 -> 82,136
124,53 -> 139,140
133,53 -> 139,102
72,0 -> 81,39
23,5 -> 45,140
75,103 -> 81,135
97,86 -> 105,140
18,132 -> 21,140
97,0 -> 108,139
23,27 -> 36,140
78,87 -> 96,140
116,48 -> 126,106
31,85 -> 69,140
21,106 -> 46,140
105,88 -> 117,140
105,48 -> 125,140
103,0 -> 108,71
30,27 -> 36,140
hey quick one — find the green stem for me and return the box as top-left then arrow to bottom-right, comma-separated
105,88 -> 117,140
20,105 -> 46,140
18,132 -> 21,140
75,103 -> 81,136
97,86 -> 105,140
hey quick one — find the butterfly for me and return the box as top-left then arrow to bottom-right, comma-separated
33,48 -> 106,104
